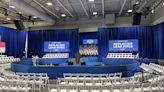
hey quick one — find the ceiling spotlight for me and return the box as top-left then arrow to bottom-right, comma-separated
135,1 -> 139,5
6,18 -> 11,20
46,2 -> 53,6
127,9 -> 133,13
32,16 -> 37,19
93,12 -> 97,15
89,0 -> 94,2
151,9 -> 154,13
9,5 -> 15,8
61,14 -> 66,17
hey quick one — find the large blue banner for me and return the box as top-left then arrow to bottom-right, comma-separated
44,41 -> 69,52
83,39 -> 98,44
109,39 -> 138,52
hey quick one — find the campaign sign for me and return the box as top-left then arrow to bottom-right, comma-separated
83,39 -> 98,44
109,39 -> 138,52
44,41 -> 69,52
0,42 -> 6,53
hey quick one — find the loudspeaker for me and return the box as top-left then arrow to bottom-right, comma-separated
133,13 -> 141,25
14,20 -> 25,30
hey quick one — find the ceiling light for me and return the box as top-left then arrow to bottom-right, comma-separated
61,14 -> 66,17
46,2 -> 53,6
163,2 -> 164,6
89,0 -> 94,2
32,16 -> 37,19
151,9 -> 154,13
135,1 -> 139,5
6,18 -> 11,20
9,5 -> 15,8
93,12 -> 97,15
127,10 -> 133,13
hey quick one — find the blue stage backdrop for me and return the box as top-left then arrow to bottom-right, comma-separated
79,32 -> 98,44
28,29 -> 79,58
0,26 -> 26,58
98,26 -> 156,60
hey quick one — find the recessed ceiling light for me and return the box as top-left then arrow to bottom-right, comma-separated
61,14 -> 66,17
89,0 -> 94,2
6,18 -> 11,20
32,16 -> 37,19
93,12 -> 97,15
127,10 -> 133,13
46,2 -> 53,6
9,5 -> 15,8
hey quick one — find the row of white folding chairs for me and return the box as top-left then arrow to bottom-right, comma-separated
0,58 -> 20,64
140,63 -> 154,73
131,72 -> 157,82
49,82 -> 164,92
0,74 -> 45,91
0,80 -> 30,92
63,73 -> 122,80
149,63 -> 164,74
57,77 -> 140,86
16,72 -> 50,85
43,53 -> 69,58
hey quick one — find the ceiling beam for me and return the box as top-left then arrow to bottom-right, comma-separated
33,0 -> 61,19
102,0 -> 105,18
78,0 -> 89,18
4,0 -> 55,24
119,0 -> 127,16
137,0 -> 150,12
56,0 -> 74,18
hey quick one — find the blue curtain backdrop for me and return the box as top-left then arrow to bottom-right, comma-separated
98,26 -> 156,60
0,26 -> 26,58
79,32 -> 98,44
28,29 -> 79,58
152,23 -> 164,59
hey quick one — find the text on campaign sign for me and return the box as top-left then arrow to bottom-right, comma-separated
44,41 -> 69,52
109,40 -> 138,52
83,39 -> 97,44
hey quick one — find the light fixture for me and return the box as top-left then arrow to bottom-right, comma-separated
32,16 -> 37,19
46,2 -> 53,6
93,12 -> 97,15
151,9 -> 154,13
135,1 -> 139,5
9,5 -> 15,8
89,0 -> 94,2
6,18 -> 11,20
61,14 -> 66,17
163,2 -> 164,6
127,9 -> 133,13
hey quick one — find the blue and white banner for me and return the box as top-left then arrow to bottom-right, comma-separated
109,39 -> 138,52
83,39 -> 98,44
44,41 -> 69,52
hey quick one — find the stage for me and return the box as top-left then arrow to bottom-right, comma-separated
10,57 -> 146,79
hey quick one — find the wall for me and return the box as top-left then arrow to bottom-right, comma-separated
28,15 -> 151,32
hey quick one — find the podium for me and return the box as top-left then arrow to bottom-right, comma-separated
75,57 -> 80,64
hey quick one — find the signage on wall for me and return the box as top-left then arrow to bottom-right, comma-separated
0,42 -> 6,53
83,39 -> 98,44
109,39 -> 138,52
44,41 -> 69,52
